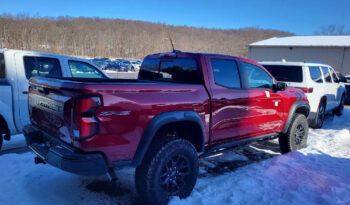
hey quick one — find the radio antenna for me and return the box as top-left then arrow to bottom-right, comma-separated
168,32 -> 176,52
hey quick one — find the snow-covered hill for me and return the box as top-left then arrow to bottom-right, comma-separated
0,109 -> 349,204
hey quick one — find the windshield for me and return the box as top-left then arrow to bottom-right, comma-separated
263,65 -> 303,83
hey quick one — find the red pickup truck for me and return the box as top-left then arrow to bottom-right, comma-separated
24,51 -> 310,204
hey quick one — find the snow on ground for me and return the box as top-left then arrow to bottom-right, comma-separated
0,109 -> 349,204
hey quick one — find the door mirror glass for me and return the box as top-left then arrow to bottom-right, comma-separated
274,82 -> 287,91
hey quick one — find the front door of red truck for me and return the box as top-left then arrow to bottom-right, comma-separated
239,61 -> 284,136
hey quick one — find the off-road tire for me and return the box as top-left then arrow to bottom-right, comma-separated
279,114 -> 309,154
311,100 -> 326,129
135,137 -> 199,205
334,95 -> 345,116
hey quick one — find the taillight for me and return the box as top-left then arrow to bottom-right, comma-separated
73,96 -> 101,140
296,87 -> 314,93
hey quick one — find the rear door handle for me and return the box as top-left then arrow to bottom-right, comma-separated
22,91 -> 28,94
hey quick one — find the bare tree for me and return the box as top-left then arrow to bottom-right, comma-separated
314,24 -> 350,35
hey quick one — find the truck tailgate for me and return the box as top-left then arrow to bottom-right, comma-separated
29,79 -> 75,143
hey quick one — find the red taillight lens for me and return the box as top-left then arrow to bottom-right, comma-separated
73,96 -> 101,140
296,87 -> 313,93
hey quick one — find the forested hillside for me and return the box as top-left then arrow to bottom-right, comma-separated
0,15 -> 293,59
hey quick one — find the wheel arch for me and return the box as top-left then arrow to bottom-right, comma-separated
132,111 -> 205,166
282,101 -> 310,134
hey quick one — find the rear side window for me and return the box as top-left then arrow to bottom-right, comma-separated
0,53 -> 5,78
263,65 -> 303,82
309,66 -> 323,83
321,67 -> 332,83
139,58 -> 201,84
242,62 -> 273,89
68,61 -> 105,78
211,59 -> 241,88
24,56 -> 62,79
330,69 -> 339,83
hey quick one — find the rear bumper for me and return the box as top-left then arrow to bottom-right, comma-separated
23,125 -> 108,176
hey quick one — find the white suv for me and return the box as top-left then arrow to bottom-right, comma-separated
260,61 -> 346,128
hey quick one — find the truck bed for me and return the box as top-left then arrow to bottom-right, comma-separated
28,77 -> 210,163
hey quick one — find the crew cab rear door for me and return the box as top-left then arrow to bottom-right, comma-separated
13,52 -> 65,129
208,57 -> 255,142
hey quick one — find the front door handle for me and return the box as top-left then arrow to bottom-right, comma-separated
22,91 -> 28,94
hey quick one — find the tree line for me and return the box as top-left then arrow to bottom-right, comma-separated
0,14 -> 293,59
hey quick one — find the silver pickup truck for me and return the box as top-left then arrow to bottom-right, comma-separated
0,49 -> 107,150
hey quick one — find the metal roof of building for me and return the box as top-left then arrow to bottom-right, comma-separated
249,35 -> 350,47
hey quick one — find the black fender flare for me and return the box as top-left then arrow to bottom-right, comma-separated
282,101 -> 310,134
132,111 -> 205,166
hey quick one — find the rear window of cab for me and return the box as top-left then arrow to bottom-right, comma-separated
263,65 -> 303,83
139,58 -> 202,84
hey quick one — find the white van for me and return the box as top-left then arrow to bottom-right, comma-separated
261,61 -> 346,128
0,49 -> 107,150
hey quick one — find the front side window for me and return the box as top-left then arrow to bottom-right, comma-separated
211,59 -> 241,88
0,53 -> 5,78
263,65 -> 303,82
309,66 -> 323,83
139,58 -> 201,84
24,56 -> 62,79
242,62 -> 273,89
321,67 -> 332,83
68,61 -> 105,78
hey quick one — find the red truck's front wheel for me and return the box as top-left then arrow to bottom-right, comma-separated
135,137 -> 199,204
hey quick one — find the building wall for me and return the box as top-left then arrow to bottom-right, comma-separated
249,46 -> 350,75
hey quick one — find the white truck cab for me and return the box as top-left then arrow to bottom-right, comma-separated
260,61 -> 346,128
0,49 -> 107,150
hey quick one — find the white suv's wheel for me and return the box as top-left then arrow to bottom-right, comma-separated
311,101 -> 326,129
335,95 -> 345,116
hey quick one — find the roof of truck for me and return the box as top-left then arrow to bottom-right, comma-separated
0,48 -> 94,62
145,51 -> 261,67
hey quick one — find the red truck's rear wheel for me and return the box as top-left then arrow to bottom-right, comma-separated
135,137 -> 198,204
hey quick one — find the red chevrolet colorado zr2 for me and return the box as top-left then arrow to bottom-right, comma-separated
24,51 -> 310,204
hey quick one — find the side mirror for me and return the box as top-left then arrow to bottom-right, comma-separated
274,82 -> 287,91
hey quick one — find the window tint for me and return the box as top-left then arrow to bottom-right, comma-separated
242,62 -> 273,89
139,58 -> 201,84
321,67 -> 332,83
68,61 -> 105,78
0,53 -> 5,78
263,65 -> 302,82
309,66 -> 323,83
24,56 -> 62,79
211,59 -> 241,88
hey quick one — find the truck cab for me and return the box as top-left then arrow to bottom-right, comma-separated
0,49 -> 107,150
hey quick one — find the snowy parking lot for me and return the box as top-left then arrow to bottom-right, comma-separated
0,109 -> 349,205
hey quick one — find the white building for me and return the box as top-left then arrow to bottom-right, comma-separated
248,35 -> 350,75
